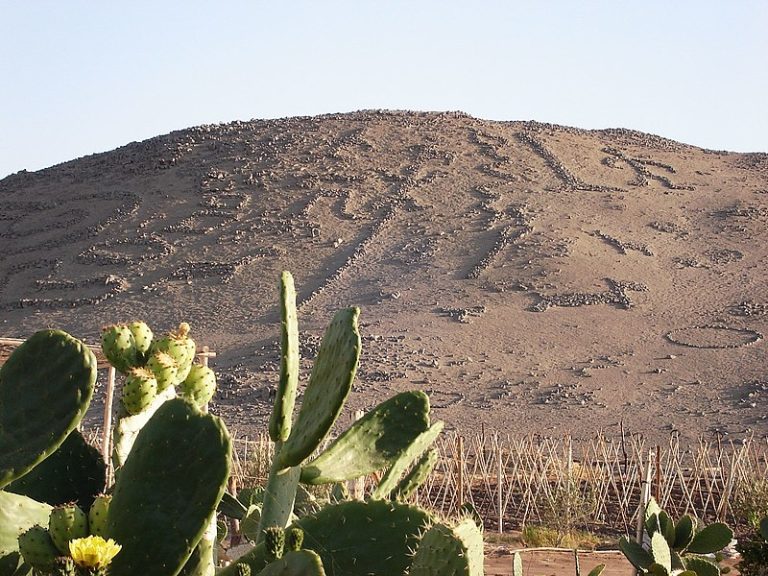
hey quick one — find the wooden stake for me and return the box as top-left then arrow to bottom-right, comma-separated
102,366 -> 116,484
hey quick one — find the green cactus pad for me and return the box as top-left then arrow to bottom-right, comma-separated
0,330 -> 96,490
112,386 -> 176,473
390,447 -> 439,501
300,391 -> 432,485
17,525 -> 58,569
6,429 -> 105,510
179,515 -> 217,576
372,420 -> 443,498
650,532 -> 672,573
107,398 -> 231,576
221,499 -> 433,576
256,550 -> 325,576
409,519 -> 485,576
672,515 -> 695,550
686,522 -> 733,554
278,307 -> 361,469
0,491 -> 52,558
619,536 -> 654,570
48,504 -> 89,555
682,555 -> 720,575
269,271 -> 300,443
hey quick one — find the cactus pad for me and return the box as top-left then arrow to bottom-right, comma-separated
0,330 -> 96,489
409,519 -> 485,576
278,307 -> 361,468
88,495 -> 111,537
6,429 -> 106,510
257,550 -> 326,576
0,491 -> 52,559
372,419 -> 443,498
300,391 -> 432,484
269,271 -> 300,443
107,398 -> 231,576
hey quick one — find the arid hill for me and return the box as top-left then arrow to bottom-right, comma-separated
2,110 -> 767,444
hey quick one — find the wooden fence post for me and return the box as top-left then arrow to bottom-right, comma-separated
102,366 -> 116,484
497,442 -> 503,534
351,410 -> 366,499
457,435 -> 465,508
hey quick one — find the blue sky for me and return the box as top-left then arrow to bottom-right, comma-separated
1,1 -> 766,178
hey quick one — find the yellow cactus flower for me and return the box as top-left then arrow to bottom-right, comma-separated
69,535 -> 122,568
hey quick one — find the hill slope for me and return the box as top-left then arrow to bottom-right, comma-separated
2,110 -> 767,443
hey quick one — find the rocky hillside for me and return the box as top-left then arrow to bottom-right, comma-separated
2,110 -> 767,443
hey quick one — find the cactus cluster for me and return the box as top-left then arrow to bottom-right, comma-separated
101,320 -> 216,415
219,272 -> 482,576
15,497 -> 121,575
619,497 -> 733,576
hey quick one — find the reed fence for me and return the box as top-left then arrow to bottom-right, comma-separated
230,430 -> 768,537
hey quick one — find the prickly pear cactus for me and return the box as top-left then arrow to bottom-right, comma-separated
0,330 -> 96,489
17,525 -> 59,570
224,499 -> 433,576
6,428 -> 106,510
0,491 -> 52,560
409,519 -> 485,576
107,398 -> 231,576
121,367 -> 159,415
180,364 -> 216,409
48,504 -> 89,555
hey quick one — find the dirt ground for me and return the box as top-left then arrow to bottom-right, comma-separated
484,547 -> 742,576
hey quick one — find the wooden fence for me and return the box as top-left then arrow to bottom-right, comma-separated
230,430 -> 768,536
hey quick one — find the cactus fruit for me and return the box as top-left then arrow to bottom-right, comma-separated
234,563 -> 252,576
409,519 -> 485,576
147,351 -> 178,393
286,528 -> 304,552
264,527 -> 285,561
0,330 -> 96,490
180,364 -> 217,408
257,550 -> 326,576
121,367 -> 158,415
48,504 -> 89,555
88,495 -> 111,537
128,320 -> 153,360
107,398 -> 231,576
17,525 -> 59,569
101,324 -> 139,374
152,323 -> 196,385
